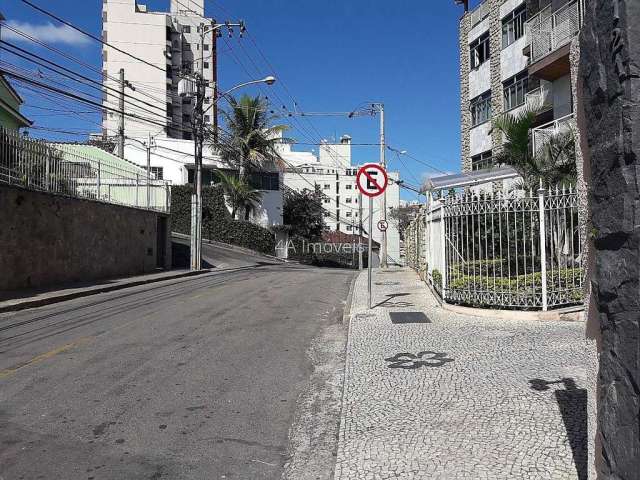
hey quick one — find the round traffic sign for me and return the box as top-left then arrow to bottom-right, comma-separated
377,220 -> 388,232
356,163 -> 388,198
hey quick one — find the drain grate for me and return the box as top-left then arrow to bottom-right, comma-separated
389,312 -> 430,324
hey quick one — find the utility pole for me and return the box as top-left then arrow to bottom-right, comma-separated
118,68 -> 125,159
211,20 -> 219,145
378,103 -> 387,269
145,132 -> 154,209
358,190 -> 363,270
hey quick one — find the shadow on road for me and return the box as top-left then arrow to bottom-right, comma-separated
529,378 -> 588,480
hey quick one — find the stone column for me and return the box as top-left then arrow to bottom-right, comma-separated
489,0 -> 504,155
580,0 -> 640,477
459,13 -> 472,173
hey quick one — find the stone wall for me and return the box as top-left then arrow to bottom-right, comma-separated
0,184 -> 171,291
580,0 -> 640,477
404,210 -> 427,281
459,13 -> 472,173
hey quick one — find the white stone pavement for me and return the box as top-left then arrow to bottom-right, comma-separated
334,267 -> 597,480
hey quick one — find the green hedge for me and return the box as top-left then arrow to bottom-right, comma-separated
171,184 -> 276,255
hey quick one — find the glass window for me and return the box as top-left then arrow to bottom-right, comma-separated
502,5 -> 527,49
471,150 -> 493,171
470,91 -> 492,127
150,167 -> 164,180
503,71 -> 528,111
470,32 -> 490,69
183,26 -> 191,34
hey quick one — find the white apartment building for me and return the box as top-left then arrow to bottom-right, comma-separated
102,0 -> 215,140
459,0 -> 583,173
280,135 -> 402,264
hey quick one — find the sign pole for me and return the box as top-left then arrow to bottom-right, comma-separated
368,195 -> 373,309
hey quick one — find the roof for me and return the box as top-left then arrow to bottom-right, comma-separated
0,74 -> 32,128
423,166 -> 519,192
51,144 -> 150,176
0,73 -> 25,105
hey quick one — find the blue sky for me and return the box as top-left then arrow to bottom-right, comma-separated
0,0 -> 469,200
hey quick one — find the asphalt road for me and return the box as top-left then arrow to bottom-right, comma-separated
0,263 -> 354,479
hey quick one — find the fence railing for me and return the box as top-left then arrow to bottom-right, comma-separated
406,186 -> 583,311
0,128 -> 170,212
525,0 -> 581,62
525,84 -> 553,112
531,113 -> 576,155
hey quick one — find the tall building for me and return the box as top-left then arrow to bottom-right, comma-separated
101,0 -> 215,140
280,135 -> 402,264
458,0 -> 583,172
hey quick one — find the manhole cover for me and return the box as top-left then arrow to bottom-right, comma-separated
389,312 -> 430,324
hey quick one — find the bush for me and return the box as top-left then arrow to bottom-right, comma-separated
171,184 -> 276,255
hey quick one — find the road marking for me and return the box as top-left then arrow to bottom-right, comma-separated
0,337 -> 92,380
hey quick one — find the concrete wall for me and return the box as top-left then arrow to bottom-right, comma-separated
0,184 -> 171,291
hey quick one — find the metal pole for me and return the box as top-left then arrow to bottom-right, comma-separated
440,198 -> 447,297
538,186 -> 548,311
358,190 -> 363,270
146,132 -> 151,209
368,195 -> 373,309
118,68 -> 125,159
379,104 -> 387,269
211,20 -> 219,145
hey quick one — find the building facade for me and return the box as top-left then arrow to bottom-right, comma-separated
280,135 -> 402,264
101,0 -> 215,140
0,74 -> 32,131
459,0 -> 583,172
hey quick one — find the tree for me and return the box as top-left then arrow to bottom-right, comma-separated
389,205 -> 420,241
493,105 -> 577,189
214,94 -> 290,180
214,170 -> 263,221
283,186 -> 325,241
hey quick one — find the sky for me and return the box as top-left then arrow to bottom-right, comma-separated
0,0 -> 469,201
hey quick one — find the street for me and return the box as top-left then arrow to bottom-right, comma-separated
0,264 -> 354,479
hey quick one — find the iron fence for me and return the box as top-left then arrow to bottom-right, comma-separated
405,185 -> 583,311
0,128 -> 170,212
525,0 -> 581,62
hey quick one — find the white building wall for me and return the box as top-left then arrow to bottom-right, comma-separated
499,0 -> 525,18
469,61 -> 491,100
552,74 -> 573,119
500,36 -> 529,81
468,17 -> 490,43
470,122 -> 493,156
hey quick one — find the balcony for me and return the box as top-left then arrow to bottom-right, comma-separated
531,113 -> 576,155
525,1 -> 582,80
525,83 -> 553,112
469,0 -> 490,29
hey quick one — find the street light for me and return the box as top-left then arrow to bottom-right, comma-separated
186,72 -> 276,271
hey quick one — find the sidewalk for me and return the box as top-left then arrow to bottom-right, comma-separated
0,269 -> 208,313
335,268 -> 597,480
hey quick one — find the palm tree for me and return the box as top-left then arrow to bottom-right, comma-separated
213,94 -> 290,180
493,105 -> 577,189
215,170 -> 263,221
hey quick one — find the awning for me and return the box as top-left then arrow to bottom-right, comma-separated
423,166 -> 519,192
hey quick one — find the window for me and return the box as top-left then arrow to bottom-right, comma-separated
182,114 -> 191,123
346,184 -> 352,190
203,62 -> 209,69
470,91 -> 492,127
183,132 -> 192,140
324,212 -> 330,217
346,198 -> 352,204
204,115 -> 211,123
323,199 -> 330,204
324,184 -> 330,189
150,167 -> 164,180
248,172 -> 279,191
182,97 -> 191,105
346,211 -> 352,217
502,5 -> 527,48
203,44 -> 209,51
470,32 -> 490,69
183,26 -> 191,34
347,225 -> 352,231
471,150 -> 493,171
204,97 -> 211,104
503,71 -> 528,111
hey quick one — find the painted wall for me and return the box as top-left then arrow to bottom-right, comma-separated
469,61 -> 491,99
470,122 -> 493,156
0,184 -> 171,291
552,74 -> 573,119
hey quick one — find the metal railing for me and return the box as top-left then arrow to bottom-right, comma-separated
405,186 -> 583,311
531,113 -> 576,154
525,0 -> 581,62
525,84 -> 553,112
0,128 -> 171,212
469,1 -> 490,28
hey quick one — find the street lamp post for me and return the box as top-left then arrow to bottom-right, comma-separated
181,23 -> 275,270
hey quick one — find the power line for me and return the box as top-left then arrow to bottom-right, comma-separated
19,0 -> 166,73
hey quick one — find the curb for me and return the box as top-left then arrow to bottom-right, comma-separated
342,270 -> 360,325
0,269 -> 210,314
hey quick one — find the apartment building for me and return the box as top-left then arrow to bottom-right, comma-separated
102,0 -> 215,140
280,135 -> 402,264
459,0 -> 583,172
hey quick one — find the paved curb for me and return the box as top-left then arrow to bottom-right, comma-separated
0,269 -> 210,314
342,271 -> 360,325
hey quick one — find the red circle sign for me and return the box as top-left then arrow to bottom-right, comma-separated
356,164 -> 388,198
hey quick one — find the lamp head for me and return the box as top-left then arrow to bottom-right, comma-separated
263,76 -> 276,86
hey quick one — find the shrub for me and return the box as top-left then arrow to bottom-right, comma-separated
171,184 -> 276,255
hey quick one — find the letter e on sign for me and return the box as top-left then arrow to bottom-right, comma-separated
356,164 -> 388,198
